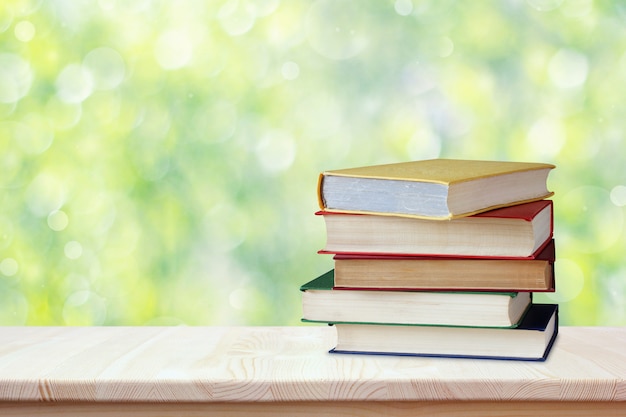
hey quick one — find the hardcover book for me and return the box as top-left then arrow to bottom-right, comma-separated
329,303 -> 559,361
318,200 -> 553,258
333,240 -> 556,292
317,159 -> 554,220
301,270 -> 532,328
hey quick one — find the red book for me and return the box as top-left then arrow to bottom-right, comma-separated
333,240 -> 556,292
318,200 -> 553,258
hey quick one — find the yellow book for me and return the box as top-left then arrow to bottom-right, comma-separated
317,159 -> 555,220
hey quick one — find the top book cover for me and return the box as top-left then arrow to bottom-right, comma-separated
317,159 -> 555,220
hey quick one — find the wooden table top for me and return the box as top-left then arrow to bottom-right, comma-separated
0,326 -> 624,403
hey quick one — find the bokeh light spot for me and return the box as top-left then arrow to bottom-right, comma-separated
0,258 -> 19,277
47,210 -> 69,231
218,0 -> 257,36
281,61 -> 300,80
407,128 -> 442,160
401,61 -> 437,96
14,20 -> 35,42
438,36 -> 454,58
229,287 -> 250,310
102,216 -> 141,259
26,174 -> 67,217
548,49 -> 588,89
610,185 -> 626,207
191,100 -> 237,143
0,138 -> 21,188
0,9 -> 13,33
526,0 -> 564,11
18,114 -> 54,155
395,0 -> 414,16
561,0 -> 593,17
0,53 -> 33,103
600,269 -> 626,324
294,92 -> 343,137
526,117 -> 566,158
64,241 -> 84,260
249,0 -> 279,17
63,291 -> 107,325
203,203 -> 248,252
0,218 -> 14,250
306,0 -> 369,60
83,47 -> 126,90
44,97 -> 82,130
154,29 -> 193,70
98,0 -> 116,11
256,130 -> 296,173
55,64 -> 94,103
0,290 -> 28,325
559,186 -> 623,253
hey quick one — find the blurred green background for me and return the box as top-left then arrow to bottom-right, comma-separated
1,0 -> 625,326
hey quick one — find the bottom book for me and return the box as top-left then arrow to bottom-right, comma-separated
329,303 -> 558,361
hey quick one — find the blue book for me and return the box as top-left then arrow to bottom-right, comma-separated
329,304 -> 558,361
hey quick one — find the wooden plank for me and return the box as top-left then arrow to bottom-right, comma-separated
0,401 -> 626,417
0,326 -> 624,403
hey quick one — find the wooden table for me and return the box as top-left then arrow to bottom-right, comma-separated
0,326 -> 624,416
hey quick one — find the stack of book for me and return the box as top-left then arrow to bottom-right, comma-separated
301,159 -> 559,361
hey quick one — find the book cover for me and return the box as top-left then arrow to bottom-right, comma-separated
329,304 -> 559,362
471,199 -> 553,221
318,159 -> 555,220
319,159 -> 555,185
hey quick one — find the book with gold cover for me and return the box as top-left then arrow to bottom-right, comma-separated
317,159 -> 554,220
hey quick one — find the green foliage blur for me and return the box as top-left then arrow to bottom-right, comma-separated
1,0 -> 625,326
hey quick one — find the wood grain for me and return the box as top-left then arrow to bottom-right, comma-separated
0,326 -> 624,406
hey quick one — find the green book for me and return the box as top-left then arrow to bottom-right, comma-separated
301,270 -> 532,328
